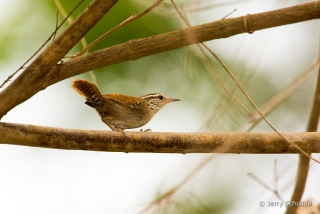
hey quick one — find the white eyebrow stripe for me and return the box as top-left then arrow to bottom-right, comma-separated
141,93 -> 162,99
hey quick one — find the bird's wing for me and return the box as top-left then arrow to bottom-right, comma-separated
103,94 -> 144,110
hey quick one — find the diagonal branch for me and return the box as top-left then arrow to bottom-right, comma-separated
0,0 -> 118,119
1,122 -> 320,153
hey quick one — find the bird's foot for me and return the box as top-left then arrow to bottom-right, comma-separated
140,129 -> 152,132
113,129 -> 125,135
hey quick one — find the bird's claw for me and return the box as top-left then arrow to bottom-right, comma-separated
140,129 -> 152,132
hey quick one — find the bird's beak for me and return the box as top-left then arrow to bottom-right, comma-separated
168,98 -> 181,102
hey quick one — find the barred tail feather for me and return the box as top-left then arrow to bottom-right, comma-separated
71,79 -> 104,108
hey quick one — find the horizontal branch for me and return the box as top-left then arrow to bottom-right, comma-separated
1,122 -> 320,153
43,1 -> 320,87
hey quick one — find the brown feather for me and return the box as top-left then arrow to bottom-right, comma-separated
71,79 -> 104,108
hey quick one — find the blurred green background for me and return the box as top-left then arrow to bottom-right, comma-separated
0,0 -> 319,213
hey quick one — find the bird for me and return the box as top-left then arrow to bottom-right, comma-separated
71,79 -> 180,132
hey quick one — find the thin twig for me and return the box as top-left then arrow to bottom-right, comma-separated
76,0 -> 164,56
53,10 -> 59,41
0,0 -> 85,89
190,43 -> 253,116
221,8 -> 237,19
247,172 -> 285,202
141,155 -> 216,213
274,159 -> 279,195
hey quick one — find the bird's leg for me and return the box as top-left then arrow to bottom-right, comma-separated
105,122 -> 125,135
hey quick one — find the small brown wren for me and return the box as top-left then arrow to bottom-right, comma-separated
71,79 -> 180,132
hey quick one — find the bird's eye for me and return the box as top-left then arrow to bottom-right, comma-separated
159,95 -> 163,100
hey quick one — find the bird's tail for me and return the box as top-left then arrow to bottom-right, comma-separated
71,79 -> 104,108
